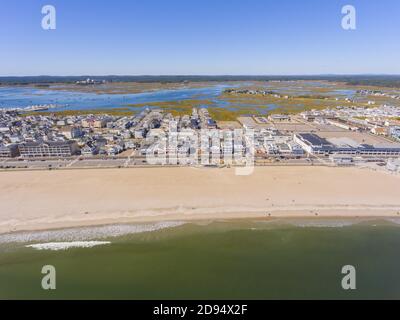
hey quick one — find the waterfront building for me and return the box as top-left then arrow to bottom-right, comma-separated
294,133 -> 400,156
0,144 -> 20,158
18,141 -> 79,158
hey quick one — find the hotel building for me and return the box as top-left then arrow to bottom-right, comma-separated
0,144 -> 20,158
18,141 -> 79,158
294,133 -> 400,156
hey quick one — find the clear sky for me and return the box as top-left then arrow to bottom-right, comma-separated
0,0 -> 399,76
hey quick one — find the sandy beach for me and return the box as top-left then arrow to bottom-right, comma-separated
0,166 -> 399,234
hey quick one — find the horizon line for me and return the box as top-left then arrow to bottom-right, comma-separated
2,73 -> 400,78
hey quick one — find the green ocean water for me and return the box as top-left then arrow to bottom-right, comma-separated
1,220 -> 400,300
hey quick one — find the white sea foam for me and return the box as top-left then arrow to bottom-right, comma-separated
289,220 -> 357,228
26,241 -> 111,251
384,218 -> 400,225
0,221 -> 186,244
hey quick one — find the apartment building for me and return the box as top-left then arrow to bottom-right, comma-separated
18,141 -> 79,158
0,144 -> 20,158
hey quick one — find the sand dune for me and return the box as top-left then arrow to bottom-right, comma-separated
0,166 -> 399,233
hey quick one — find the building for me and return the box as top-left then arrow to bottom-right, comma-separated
329,154 -> 354,166
81,119 -> 107,128
207,119 -> 217,129
0,144 -> 20,158
18,141 -> 79,158
294,133 -> 400,156
268,114 -> 290,122
0,126 -> 10,133
302,114 -> 316,122
390,127 -> 400,141
326,119 -> 358,131
105,144 -> 123,156
371,126 -> 387,136
71,127 -> 83,139
288,142 -> 305,155
60,126 -> 83,139
134,129 -> 146,139
81,145 -> 98,156
294,133 -> 333,154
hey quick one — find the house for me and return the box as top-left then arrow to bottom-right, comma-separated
71,127 -> 83,138
0,126 -> 10,133
81,145 -> 98,156
294,133 -> 400,156
134,129 -> 146,139
105,144 -> 123,156
371,127 -> 387,135
390,127 -> 400,141
268,114 -> 290,122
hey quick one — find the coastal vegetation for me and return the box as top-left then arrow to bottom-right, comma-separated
128,98 -> 314,121
220,91 -> 369,112
208,107 -> 264,121
128,99 -> 212,108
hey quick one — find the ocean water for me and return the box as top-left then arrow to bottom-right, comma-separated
0,219 -> 400,300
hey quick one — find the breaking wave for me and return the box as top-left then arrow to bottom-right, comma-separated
384,218 -> 400,225
288,219 -> 358,228
26,241 -> 111,251
0,221 -> 186,244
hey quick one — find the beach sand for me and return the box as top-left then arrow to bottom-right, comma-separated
0,166 -> 399,233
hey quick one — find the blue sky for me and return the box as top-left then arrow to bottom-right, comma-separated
0,0 -> 399,75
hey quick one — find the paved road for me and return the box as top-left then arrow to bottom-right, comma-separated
0,155 -> 325,171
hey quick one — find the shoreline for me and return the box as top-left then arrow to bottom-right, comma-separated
1,166 -> 399,234
2,207 -> 400,235
1,215 -> 400,248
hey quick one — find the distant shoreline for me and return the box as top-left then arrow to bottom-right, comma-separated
1,74 -> 400,87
